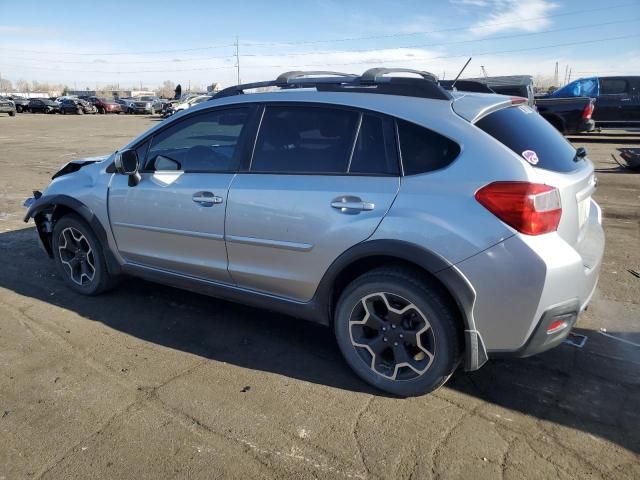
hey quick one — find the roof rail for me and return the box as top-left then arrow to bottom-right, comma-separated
361,68 -> 438,83
275,71 -> 357,85
212,67 -> 452,101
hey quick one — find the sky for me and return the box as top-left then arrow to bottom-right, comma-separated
0,0 -> 639,90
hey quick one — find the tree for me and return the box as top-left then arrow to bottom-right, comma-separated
157,80 -> 175,99
15,78 -> 29,93
0,78 -> 12,93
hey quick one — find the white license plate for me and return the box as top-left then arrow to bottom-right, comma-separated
578,197 -> 590,229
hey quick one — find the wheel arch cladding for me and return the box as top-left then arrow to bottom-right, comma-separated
25,194 -> 121,275
315,239 -> 486,370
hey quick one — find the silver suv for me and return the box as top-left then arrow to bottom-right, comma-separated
24,69 -> 604,396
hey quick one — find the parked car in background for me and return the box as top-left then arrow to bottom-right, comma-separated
135,95 -> 164,113
115,98 -> 136,114
59,98 -> 97,115
24,69 -> 604,397
8,96 -> 30,113
0,97 -> 17,116
174,94 -> 210,112
28,98 -> 59,114
465,75 -> 536,106
541,76 -> 640,126
88,97 -> 123,114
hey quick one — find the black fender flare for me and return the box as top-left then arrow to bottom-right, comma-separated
24,194 -> 121,275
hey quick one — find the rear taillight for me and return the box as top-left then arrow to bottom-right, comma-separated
510,96 -> 527,105
581,103 -> 594,120
475,182 -> 562,235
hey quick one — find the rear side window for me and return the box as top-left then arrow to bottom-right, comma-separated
600,78 -> 627,95
349,114 -> 399,175
476,106 -> 578,173
251,106 -> 359,173
397,120 -> 460,175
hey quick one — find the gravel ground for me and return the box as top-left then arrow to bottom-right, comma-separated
0,114 -> 638,479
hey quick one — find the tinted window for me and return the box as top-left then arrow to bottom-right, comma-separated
251,106 -> 359,173
551,78 -> 598,98
397,120 -> 460,175
600,79 -> 627,95
146,108 -> 248,172
476,105 -> 579,173
349,114 -> 399,175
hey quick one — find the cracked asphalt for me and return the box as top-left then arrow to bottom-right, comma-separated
0,115 -> 638,479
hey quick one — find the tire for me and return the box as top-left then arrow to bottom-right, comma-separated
52,214 -> 117,295
334,267 -> 462,397
9,111 -> 15,117
77,108 -> 84,115
16,106 -> 22,113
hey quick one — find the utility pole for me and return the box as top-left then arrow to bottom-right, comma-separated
481,66 -> 489,79
554,61 -> 559,86
568,68 -> 572,83
563,65 -> 569,85
235,36 -> 241,85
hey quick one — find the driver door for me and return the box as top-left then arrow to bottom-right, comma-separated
108,106 -> 253,283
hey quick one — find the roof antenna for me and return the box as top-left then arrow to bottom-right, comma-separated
450,57 -> 472,91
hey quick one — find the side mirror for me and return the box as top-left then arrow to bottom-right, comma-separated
115,150 -> 141,186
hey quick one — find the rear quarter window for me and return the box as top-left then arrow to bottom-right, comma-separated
397,120 -> 460,175
475,106 -> 579,173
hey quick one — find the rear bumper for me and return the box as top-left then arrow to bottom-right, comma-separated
454,199 -> 604,358
578,118 -> 595,133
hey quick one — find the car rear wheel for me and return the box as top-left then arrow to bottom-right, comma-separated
334,267 -> 461,396
52,214 -> 117,295
9,111 -> 15,117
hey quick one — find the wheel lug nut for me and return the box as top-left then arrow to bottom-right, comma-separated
391,325 -> 396,329
393,342 -> 398,346
399,334 -> 404,339
383,337 -> 388,342
382,327 -> 386,331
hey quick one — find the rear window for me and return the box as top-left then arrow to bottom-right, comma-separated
476,105 -> 579,173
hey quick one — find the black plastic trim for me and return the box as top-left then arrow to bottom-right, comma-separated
488,299 -> 580,358
24,194 -> 121,275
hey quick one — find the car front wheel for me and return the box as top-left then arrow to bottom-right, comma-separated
334,267 -> 461,396
52,214 -> 117,295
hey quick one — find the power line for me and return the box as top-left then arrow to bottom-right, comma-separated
238,1 -> 638,47
242,33 -> 640,69
0,1 -> 635,57
2,33 -> 638,75
2,17 -> 636,69
240,18 -> 639,58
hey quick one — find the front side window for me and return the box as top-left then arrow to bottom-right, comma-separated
397,120 -> 460,175
146,108 -> 249,172
251,106 -> 359,173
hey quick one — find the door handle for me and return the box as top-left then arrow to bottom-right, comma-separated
331,196 -> 375,213
192,191 -> 223,207
620,98 -> 631,102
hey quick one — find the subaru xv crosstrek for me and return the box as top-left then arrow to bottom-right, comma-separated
24,69 -> 604,396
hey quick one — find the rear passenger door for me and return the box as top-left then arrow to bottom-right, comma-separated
595,77 -> 630,122
225,104 -> 400,301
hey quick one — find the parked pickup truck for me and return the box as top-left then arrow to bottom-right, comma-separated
540,76 -> 640,127
463,75 -> 596,134
534,96 -> 596,135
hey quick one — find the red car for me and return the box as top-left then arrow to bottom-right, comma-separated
89,97 -> 123,114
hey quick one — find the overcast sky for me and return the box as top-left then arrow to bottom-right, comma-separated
0,0 -> 638,89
